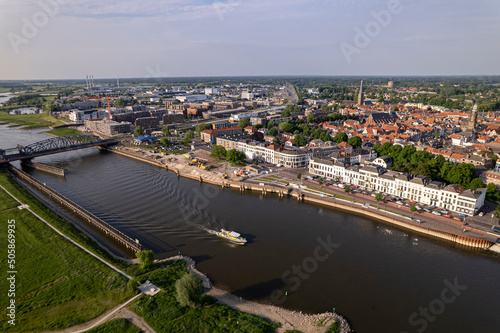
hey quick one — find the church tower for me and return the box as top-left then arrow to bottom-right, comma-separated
357,80 -> 364,106
468,103 -> 478,130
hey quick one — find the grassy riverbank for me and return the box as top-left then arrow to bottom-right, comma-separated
0,171 -> 135,332
0,96 -> 63,129
132,262 -> 280,332
44,127 -> 82,136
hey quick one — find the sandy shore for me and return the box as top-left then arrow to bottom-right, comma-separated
157,256 -> 351,333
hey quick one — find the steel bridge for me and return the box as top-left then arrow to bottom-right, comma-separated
0,135 -> 120,163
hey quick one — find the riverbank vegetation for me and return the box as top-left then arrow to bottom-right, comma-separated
132,262 -> 280,332
44,127 -> 82,136
0,95 -> 63,129
0,171 -> 135,332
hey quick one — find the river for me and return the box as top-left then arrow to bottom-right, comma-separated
1,124 -> 500,333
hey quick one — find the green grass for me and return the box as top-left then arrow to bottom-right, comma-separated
0,172 -> 136,332
0,170 -> 131,272
45,128 -> 82,136
0,97 -> 63,129
86,318 -> 142,333
326,321 -> 341,333
132,263 -> 280,333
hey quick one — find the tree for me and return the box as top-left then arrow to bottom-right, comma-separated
238,117 -> 250,128
344,186 -> 351,199
159,137 -> 169,147
468,178 -> 484,190
348,136 -> 362,148
278,122 -> 294,133
185,130 -> 195,140
268,127 -> 278,136
297,172 -> 302,184
161,126 -> 171,136
410,204 -> 417,218
136,250 -> 154,269
134,125 -> 144,137
195,123 -> 212,132
115,99 -> 126,108
494,205 -> 500,219
333,132 -> 348,143
175,272 -> 203,308
281,109 -> 291,118
318,177 -> 324,187
210,145 -> 227,159
294,134 -> 307,147
486,183 -> 500,202
376,193 -> 383,208
226,149 -> 246,164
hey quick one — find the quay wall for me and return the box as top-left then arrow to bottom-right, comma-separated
8,165 -> 144,253
107,147 -> 494,250
20,159 -> 66,176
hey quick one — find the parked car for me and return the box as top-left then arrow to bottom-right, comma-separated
432,211 -> 441,216
423,208 -> 431,213
443,215 -> 451,218
453,217 -> 462,221
479,212 -> 484,217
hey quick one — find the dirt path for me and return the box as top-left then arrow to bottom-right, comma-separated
40,293 -> 144,333
112,308 -> 157,333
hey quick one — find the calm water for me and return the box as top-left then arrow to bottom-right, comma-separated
1,125 -> 500,333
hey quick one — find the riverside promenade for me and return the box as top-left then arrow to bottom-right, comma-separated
107,145 -> 498,250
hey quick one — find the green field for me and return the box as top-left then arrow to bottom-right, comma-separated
0,96 -> 63,129
0,171 -> 135,332
44,128 -> 82,136
87,318 -> 142,333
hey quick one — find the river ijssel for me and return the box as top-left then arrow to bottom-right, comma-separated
2,125 -> 500,333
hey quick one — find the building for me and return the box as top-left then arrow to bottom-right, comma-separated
69,109 -> 109,122
84,119 -> 132,136
215,137 -> 312,168
162,113 -> 184,124
176,95 -> 207,103
308,158 -> 486,215
205,87 -> 218,95
371,156 -> 393,169
135,117 -> 159,129
467,104 -> 478,131
200,126 -> 243,143
365,110 -> 399,125
357,80 -> 364,105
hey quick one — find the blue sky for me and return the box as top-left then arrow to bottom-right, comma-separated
0,0 -> 499,79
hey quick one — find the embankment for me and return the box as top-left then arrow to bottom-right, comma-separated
107,147 -> 495,250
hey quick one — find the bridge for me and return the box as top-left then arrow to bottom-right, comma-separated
0,135 -> 120,163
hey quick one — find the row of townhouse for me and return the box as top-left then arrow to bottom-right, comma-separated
309,158 -> 485,216
216,137 -> 312,168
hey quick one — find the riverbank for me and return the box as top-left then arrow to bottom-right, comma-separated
107,146 -> 497,251
157,255 -> 350,333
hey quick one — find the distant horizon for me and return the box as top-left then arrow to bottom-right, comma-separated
1,74 -> 499,83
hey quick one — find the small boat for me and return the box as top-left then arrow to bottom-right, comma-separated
216,229 -> 247,245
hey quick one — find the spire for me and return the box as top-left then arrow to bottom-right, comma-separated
357,80 -> 364,106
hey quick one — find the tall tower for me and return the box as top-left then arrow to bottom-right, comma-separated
468,103 -> 478,130
357,80 -> 364,106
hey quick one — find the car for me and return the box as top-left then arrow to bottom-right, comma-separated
443,215 -> 451,218
479,212 -> 484,217
385,198 -> 392,202
416,219 -> 421,223
432,211 -> 441,216
453,217 -> 462,221
459,214 -> 467,217
423,208 -> 431,213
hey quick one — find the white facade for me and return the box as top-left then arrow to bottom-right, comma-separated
205,87 -> 218,95
69,110 -> 108,121
309,158 -> 485,216
175,95 -> 208,102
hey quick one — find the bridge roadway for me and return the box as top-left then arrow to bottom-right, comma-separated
0,135 -> 120,163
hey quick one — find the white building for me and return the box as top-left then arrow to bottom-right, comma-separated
309,158 -> 485,216
69,109 -> 109,122
205,87 -> 218,95
175,95 -> 208,103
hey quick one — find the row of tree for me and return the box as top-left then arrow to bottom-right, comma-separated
373,142 -> 485,189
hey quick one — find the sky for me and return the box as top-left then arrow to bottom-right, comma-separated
0,0 -> 499,80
